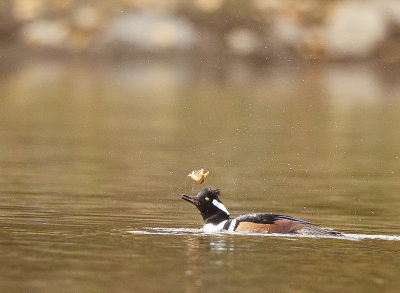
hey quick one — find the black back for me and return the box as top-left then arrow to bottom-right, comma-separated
234,213 -> 313,225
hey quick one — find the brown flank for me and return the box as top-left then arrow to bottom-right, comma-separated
235,219 -> 307,234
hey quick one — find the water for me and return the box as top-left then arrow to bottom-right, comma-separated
127,228 -> 400,241
1,55 -> 400,292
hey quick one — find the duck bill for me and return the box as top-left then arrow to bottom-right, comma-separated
181,194 -> 200,206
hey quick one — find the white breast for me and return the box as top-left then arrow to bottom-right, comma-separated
227,219 -> 237,232
202,220 -> 227,232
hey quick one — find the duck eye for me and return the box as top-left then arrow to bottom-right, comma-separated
205,197 -> 210,201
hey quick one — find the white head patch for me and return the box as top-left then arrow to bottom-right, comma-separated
212,199 -> 230,215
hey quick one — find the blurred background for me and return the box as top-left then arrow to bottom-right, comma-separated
2,0 -> 400,60
1,1 -> 400,293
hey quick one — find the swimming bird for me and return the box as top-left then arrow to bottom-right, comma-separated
181,188 -> 341,236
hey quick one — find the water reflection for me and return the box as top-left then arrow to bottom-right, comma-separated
185,236 -> 235,252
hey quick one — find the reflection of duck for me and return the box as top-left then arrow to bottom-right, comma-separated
182,188 -> 341,236
184,237 -> 235,253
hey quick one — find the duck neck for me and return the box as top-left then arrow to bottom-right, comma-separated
203,213 -> 229,225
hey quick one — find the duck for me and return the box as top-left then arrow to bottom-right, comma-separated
181,188 -> 341,236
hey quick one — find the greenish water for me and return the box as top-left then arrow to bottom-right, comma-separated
0,57 -> 400,292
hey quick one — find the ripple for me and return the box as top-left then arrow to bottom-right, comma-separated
124,227 -> 400,241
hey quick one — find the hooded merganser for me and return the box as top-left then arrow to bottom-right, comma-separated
181,188 -> 341,236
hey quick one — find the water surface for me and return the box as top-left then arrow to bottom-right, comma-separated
0,56 -> 400,292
